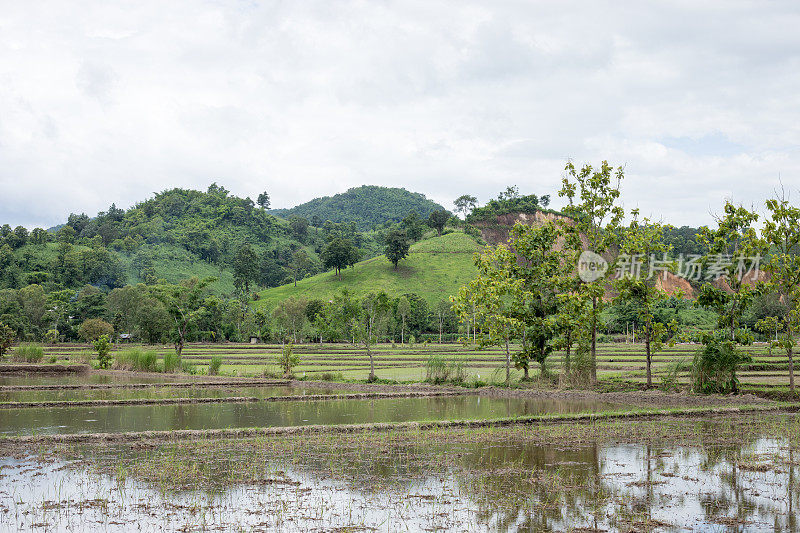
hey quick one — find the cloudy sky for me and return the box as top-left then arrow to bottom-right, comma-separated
1,1 -> 799,229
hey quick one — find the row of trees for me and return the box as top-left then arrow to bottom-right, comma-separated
454,161 -> 800,391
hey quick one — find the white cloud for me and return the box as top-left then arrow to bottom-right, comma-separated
1,0 -> 799,228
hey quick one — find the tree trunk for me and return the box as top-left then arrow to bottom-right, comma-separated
789,342 -> 795,392
401,318 -> 405,344
645,335 -> 652,389
438,318 -> 443,344
591,296 -> 597,385
505,337 -> 511,386
367,339 -> 375,382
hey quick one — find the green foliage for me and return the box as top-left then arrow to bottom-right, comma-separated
321,237 -> 359,279
270,185 -> 445,230
78,318 -> 114,342
232,243 -> 259,294
424,355 -> 467,384
691,337 -> 751,394
114,349 -> 159,372
0,323 -> 14,357
208,355 -> 223,375
153,276 -> 215,355
467,189 -> 553,223
384,229 -> 410,269
93,334 -> 113,369
12,342 -> 43,363
257,233 -> 480,309
453,194 -> 478,220
427,210 -> 451,236
162,351 -> 181,373
277,342 -> 301,377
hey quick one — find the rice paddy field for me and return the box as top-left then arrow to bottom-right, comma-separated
2,341 -> 800,531
24,340 -> 800,394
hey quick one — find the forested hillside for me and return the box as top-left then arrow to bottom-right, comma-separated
0,184 -> 384,295
270,185 -> 446,230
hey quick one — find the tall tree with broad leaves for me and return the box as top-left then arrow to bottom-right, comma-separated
233,243 -> 259,295
153,277 -> 215,355
615,211 -> 675,389
454,194 -> 478,220
759,191 -> 800,390
257,192 -> 270,209
559,160 -> 626,385
384,229 -> 410,270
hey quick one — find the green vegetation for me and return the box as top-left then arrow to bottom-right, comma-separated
114,349 -> 159,372
270,185 -> 445,230
466,185 -> 556,223
11,342 -> 43,363
208,355 -> 222,375
92,334 -> 112,369
256,232 -> 479,309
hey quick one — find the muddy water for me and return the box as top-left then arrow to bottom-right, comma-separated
2,435 -> 798,532
0,396 -> 617,436
0,385 -> 347,403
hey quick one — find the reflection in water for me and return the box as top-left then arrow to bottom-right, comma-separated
2,432 -> 799,531
0,396 -> 618,435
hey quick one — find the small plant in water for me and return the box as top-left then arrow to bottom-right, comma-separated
93,335 -> 113,369
277,342 -> 301,378
208,355 -> 223,375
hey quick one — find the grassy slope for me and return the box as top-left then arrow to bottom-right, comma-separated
255,232 -> 480,309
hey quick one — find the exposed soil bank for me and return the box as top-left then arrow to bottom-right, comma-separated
0,364 -> 89,374
4,403 -> 796,445
0,390 -> 468,409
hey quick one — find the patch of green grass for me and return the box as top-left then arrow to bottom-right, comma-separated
255,232 -> 480,309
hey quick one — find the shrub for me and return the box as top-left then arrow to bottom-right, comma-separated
44,329 -> 59,344
0,323 -> 15,358
114,349 -> 158,372
12,343 -> 44,363
181,360 -> 197,374
320,371 -> 344,381
424,355 -> 467,384
277,342 -> 301,378
659,362 -> 684,392
691,338 -> 751,394
79,318 -> 114,343
208,356 -> 223,375
162,352 -> 181,373
93,335 -> 113,369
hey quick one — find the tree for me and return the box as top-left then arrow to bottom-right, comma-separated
288,249 -> 312,287
434,300 -> 453,344
760,192 -> 800,390
78,318 -> 114,342
506,221 -> 572,380
696,202 -> 764,342
93,334 -> 113,369
0,323 -> 14,357
427,210 -> 450,236
153,277 -> 215,355
559,160 -> 626,385
233,243 -> 259,294
358,292 -> 390,381
453,244 -> 524,385
257,192 -> 271,209
288,215 -> 309,240
321,238 -> 359,280
396,296 -> 411,344
402,211 -> 425,241
454,194 -> 478,220
272,297 -> 309,343
615,213 -> 673,388
384,229 -> 410,270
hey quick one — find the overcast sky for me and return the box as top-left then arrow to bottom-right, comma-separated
2,1 -> 799,229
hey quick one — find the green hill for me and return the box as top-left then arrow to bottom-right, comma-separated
270,185 -> 447,230
255,232 -> 480,309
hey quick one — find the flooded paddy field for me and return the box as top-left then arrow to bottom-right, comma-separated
2,413 -> 799,532
0,394 -> 620,436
